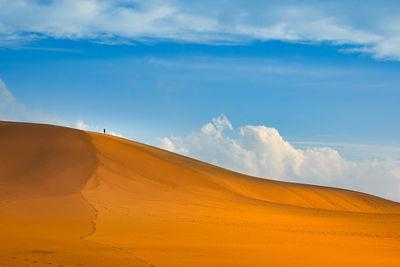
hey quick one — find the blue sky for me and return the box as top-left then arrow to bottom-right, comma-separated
2,39 -> 399,151
1,0 -> 400,199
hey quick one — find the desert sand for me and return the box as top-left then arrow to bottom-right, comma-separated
1,121 -> 400,266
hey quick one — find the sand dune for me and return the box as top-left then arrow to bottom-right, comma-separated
1,121 -> 400,266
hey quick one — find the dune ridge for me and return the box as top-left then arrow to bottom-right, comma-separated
1,121 -> 400,266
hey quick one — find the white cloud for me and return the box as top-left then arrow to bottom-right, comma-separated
110,131 -> 124,138
0,79 -> 65,125
75,119 -> 89,130
292,141 -> 400,161
0,79 -> 15,108
1,1 -> 400,60
75,120 -> 125,137
0,79 -> 125,136
74,120 -> 125,137
158,137 -> 177,151
157,115 -> 400,201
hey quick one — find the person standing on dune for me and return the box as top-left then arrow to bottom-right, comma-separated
103,128 -> 106,134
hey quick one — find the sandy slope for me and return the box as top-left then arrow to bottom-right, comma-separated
1,121 -> 400,266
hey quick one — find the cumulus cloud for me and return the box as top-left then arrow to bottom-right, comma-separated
157,115 -> 400,201
1,0 -> 400,59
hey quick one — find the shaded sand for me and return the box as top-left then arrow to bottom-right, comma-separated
0,122 -> 146,266
1,122 -> 400,266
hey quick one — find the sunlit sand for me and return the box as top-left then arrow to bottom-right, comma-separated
1,121 -> 400,266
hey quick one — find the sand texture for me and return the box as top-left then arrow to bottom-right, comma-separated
1,121 -> 400,266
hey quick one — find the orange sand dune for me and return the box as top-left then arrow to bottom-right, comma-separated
1,121 -> 400,266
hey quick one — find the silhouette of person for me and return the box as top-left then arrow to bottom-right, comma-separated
103,128 -> 106,134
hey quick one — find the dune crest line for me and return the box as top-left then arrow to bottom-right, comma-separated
1,122 -> 400,266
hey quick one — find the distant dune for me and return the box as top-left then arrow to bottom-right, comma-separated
1,121 -> 400,266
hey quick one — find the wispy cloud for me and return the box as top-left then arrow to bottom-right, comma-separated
1,0 -> 400,60
157,115 -> 400,201
109,131 -> 124,138
0,79 -> 65,125
0,79 -> 124,136
75,119 -> 124,137
75,119 -> 89,130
